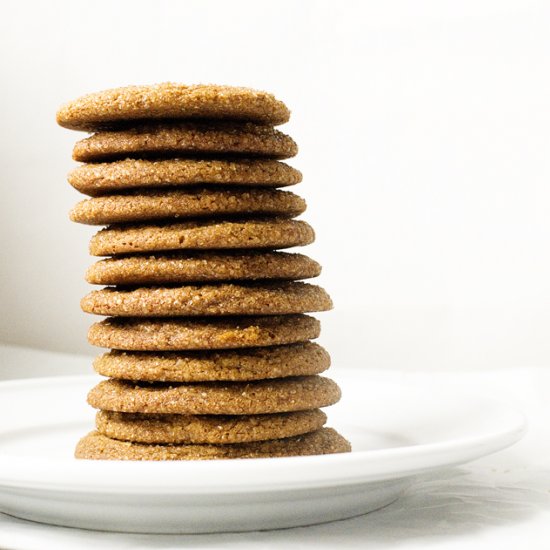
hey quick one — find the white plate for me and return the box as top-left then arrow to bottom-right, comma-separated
0,372 -> 526,534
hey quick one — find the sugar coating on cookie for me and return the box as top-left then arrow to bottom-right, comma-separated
86,251 -> 321,285
89,218 -> 315,256
68,159 -> 302,197
73,122 -> 298,162
96,409 -> 327,444
70,188 -> 306,225
87,375 -> 341,415
75,428 -> 352,460
81,282 -> 332,317
88,314 -> 321,351
93,343 -> 330,382
56,83 -> 291,131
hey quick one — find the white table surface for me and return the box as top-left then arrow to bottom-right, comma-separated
1,344 -> 549,549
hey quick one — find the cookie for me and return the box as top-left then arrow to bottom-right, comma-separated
86,251 -> 321,285
57,84 -> 290,131
88,314 -> 320,350
70,188 -> 306,225
96,409 -> 327,444
73,122 -> 297,162
68,159 -> 302,197
93,343 -> 330,382
88,375 -> 340,415
75,428 -> 351,460
81,282 -> 332,317
89,218 -> 315,256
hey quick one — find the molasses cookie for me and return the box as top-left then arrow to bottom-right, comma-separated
93,343 -> 330,382
88,376 -> 341,415
70,188 -> 305,225
57,83 -> 290,131
68,159 -> 302,196
81,282 -> 332,317
95,409 -> 327,444
75,428 -> 352,460
89,218 -> 315,256
88,315 -> 321,350
85,251 -> 321,285
73,122 -> 297,162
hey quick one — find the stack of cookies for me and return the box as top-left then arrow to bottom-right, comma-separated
56,84 -> 351,460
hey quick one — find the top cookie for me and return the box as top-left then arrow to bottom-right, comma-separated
56,84 -> 290,131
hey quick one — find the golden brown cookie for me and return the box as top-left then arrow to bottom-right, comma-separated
73,122 -> 297,162
89,218 -> 315,256
68,159 -> 302,197
81,282 -> 332,317
86,251 -> 321,285
96,409 -> 327,444
57,84 -> 290,131
93,343 -> 330,382
70,188 -> 305,225
75,428 -> 351,460
88,376 -> 341,415
88,314 -> 320,350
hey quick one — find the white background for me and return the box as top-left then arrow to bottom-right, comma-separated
1,0 -> 549,370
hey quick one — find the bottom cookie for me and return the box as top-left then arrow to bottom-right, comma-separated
96,409 -> 327,444
75,428 -> 351,460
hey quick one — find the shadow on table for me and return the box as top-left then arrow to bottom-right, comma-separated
186,467 -> 550,547
2,467 -> 550,549
337,467 -> 550,543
